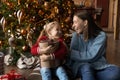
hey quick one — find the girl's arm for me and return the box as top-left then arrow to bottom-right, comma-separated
52,39 -> 68,60
31,36 -> 49,55
31,42 -> 39,55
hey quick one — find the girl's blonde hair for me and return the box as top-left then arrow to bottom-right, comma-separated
37,21 -> 60,42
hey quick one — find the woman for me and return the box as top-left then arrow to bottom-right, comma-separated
66,11 -> 120,80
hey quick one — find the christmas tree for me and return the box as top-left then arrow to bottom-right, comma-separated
0,0 -> 76,65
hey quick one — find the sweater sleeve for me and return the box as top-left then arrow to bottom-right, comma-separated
70,31 -> 106,62
53,39 -> 68,60
31,42 -> 39,55
31,36 -> 48,55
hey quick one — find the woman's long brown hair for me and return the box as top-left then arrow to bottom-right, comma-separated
74,10 -> 103,39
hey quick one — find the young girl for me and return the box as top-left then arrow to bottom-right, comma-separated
31,21 -> 69,80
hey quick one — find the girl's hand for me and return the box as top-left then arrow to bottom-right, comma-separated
40,54 -> 51,61
38,45 -> 52,54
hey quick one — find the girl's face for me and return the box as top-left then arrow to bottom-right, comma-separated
48,23 -> 61,38
72,15 -> 87,34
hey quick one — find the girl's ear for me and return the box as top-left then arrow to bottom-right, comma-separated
84,20 -> 88,27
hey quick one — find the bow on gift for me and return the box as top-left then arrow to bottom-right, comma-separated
7,69 -> 22,80
0,69 -> 24,80
0,75 -> 8,80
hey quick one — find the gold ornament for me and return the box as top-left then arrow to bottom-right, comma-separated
38,10 -> 44,16
67,1 -> 71,7
6,2 -> 14,9
65,17 -> 71,23
84,0 -> 93,8
21,29 -> 27,35
0,40 -> 2,46
61,23 -> 64,28
54,6 -> 59,14
49,12 -> 55,18
22,45 -> 28,51
68,9 -> 72,14
18,0 -> 21,5
44,1 -> 50,10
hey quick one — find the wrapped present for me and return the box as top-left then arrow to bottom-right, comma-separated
0,52 -> 4,75
0,74 -> 9,80
0,69 -> 26,80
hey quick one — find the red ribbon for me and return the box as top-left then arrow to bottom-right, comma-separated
0,69 -> 23,80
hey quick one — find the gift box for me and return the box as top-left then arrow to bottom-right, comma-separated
0,74 -> 8,80
0,52 -> 4,75
0,69 -> 26,80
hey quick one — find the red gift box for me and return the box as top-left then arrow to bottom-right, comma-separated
0,74 -> 9,80
0,69 -> 26,80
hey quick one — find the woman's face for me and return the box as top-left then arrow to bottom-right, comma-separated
72,15 -> 87,34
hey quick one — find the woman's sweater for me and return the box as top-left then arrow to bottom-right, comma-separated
66,31 -> 114,77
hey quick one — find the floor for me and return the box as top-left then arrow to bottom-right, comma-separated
4,65 -> 33,79
3,32 -> 120,79
106,33 -> 120,66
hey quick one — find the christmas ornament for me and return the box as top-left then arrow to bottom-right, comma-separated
8,36 -> 15,47
18,0 -> 21,5
22,45 -> 28,51
67,1 -> 72,7
44,1 -> 49,10
38,10 -> 44,16
20,29 -> 27,35
0,16 -> 6,32
54,6 -> 59,14
84,0 -> 93,8
49,11 -> 55,18
5,2 -> 14,8
68,9 -> 72,14
65,17 -> 71,23
0,40 -> 2,46
17,10 -> 23,24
